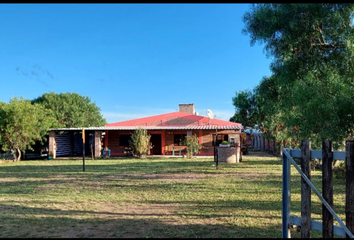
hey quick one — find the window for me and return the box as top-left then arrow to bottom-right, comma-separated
212,134 -> 228,146
119,134 -> 131,147
174,134 -> 186,146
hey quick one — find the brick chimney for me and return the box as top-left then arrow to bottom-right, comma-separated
179,103 -> 195,114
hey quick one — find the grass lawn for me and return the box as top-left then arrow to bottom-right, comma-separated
0,151 -> 346,238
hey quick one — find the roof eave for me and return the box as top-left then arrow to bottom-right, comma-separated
50,125 -> 242,131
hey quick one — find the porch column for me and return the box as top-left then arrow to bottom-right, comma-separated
70,131 -> 74,157
162,131 -> 166,155
94,131 -> 102,158
105,131 -> 108,148
48,130 -> 56,159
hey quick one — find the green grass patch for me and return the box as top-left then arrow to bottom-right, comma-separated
0,155 -> 346,238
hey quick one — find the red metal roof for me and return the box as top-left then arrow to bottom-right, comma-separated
105,111 -> 242,130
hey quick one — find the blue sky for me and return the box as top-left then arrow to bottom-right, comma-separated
0,3 -> 273,124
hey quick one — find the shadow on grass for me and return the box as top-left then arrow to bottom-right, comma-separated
0,200 -> 283,238
0,159 -> 217,173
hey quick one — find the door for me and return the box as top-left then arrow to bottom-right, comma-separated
150,134 -> 162,155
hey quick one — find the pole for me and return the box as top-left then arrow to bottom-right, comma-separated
82,128 -> 85,172
215,125 -> 218,170
91,144 -> 94,160
282,149 -> 291,238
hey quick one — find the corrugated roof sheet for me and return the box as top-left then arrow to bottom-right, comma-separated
50,125 -> 241,131
50,111 -> 242,131
105,111 -> 242,128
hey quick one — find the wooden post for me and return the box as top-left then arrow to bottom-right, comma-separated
91,144 -> 94,160
82,128 -> 85,172
322,140 -> 333,238
239,133 -> 242,162
215,126 -> 218,170
301,140 -> 311,238
282,149 -> 291,238
70,131 -> 74,157
346,140 -> 354,237
48,130 -> 56,159
94,131 -> 101,158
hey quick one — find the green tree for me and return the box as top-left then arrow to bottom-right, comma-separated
230,89 -> 257,127
184,134 -> 202,159
129,128 -> 152,158
0,97 -> 55,161
242,3 -> 354,148
253,75 -> 300,149
32,92 -> 106,128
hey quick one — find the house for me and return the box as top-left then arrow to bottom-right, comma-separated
48,104 -> 243,159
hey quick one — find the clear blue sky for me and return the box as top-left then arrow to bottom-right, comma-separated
0,3 -> 273,124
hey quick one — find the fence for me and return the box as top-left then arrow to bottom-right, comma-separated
282,140 -> 354,238
0,152 -> 13,160
252,133 -> 280,156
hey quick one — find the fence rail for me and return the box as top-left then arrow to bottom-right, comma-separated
282,140 -> 354,238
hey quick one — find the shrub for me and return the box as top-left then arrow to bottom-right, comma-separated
129,128 -> 152,158
184,135 -> 202,159
221,140 -> 229,145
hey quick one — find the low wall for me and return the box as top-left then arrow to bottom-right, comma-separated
218,146 -> 240,163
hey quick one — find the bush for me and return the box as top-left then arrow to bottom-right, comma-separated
129,128 -> 152,158
184,135 -> 202,159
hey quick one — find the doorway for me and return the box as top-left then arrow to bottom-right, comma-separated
150,134 -> 162,155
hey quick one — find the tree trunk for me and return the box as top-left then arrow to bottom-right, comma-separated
15,147 -> 21,162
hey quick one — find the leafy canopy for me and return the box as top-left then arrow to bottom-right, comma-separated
241,3 -> 354,148
230,88 -> 257,128
0,97 -> 55,161
32,92 -> 106,128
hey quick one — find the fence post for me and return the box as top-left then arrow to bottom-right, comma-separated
301,140 -> 311,238
282,148 -> 291,238
346,140 -> 354,237
322,140 -> 333,238
279,140 -> 283,157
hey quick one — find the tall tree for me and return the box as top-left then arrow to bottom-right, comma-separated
242,3 -> 354,148
0,97 -> 55,161
32,92 -> 106,128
